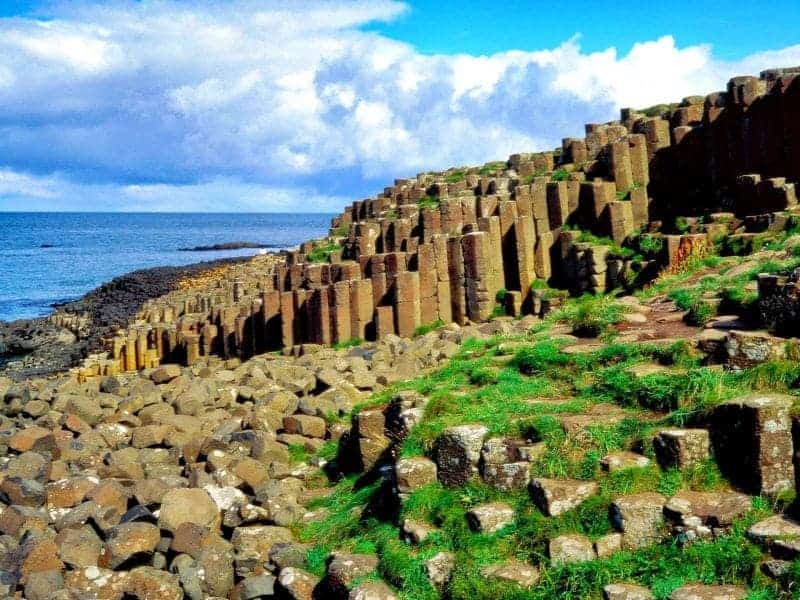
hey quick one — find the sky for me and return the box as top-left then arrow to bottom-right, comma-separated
0,1 -> 799,212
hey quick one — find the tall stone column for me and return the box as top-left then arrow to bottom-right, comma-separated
330,281 -> 352,345
350,279 -> 375,341
394,271 -> 421,337
462,231 -> 494,322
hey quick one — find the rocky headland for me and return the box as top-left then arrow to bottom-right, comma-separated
0,68 -> 800,599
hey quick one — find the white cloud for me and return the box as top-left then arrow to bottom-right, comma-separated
0,1 -> 799,211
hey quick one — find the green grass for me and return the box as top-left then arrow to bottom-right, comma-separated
444,170 -> 467,184
418,195 -> 441,210
554,293 -> 628,337
334,338 -> 364,350
478,161 -> 507,175
551,168 -> 570,181
307,242 -> 341,263
414,320 -> 445,337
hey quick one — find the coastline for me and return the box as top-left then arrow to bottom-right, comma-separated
0,253 -> 279,379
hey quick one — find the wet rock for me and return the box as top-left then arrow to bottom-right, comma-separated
529,478 -> 598,516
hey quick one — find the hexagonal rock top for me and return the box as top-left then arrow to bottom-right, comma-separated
747,514 -> 800,551
668,584 -> 747,600
529,478 -> 598,516
603,583 -> 654,600
663,490 -> 751,527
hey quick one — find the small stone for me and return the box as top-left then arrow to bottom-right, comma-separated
668,584 -> 747,600
466,502 -> 515,534
600,451 -> 650,472
158,488 -> 221,533
653,429 -> 710,469
150,364 -> 182,384
349,581 -> 397,600
479,560 -> 539,588
594,533 -> 623,558
232,574 -> 277,599
610,493 -> 666,549
434,424 -> 488,487
424,551 -> 455,588
603,583 -> 654,600
394,457 -> 437,494
283,415 -> 327,439
549,533 -> 596,565
103,522 -> 161,568
402,519 -> 436,544
327,552 -> 379,589
529,478 -> 598,516
277,567 -> 319,600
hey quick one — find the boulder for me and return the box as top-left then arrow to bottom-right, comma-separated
652,429 -> 710,469
529,478 -> 598,516
434,424 -> 488,487
479,560 -> 539,588
466,502 -> 515,533
668,584 -> 747,600
394,457 -> 437,494
278,567 -> 319,600
549,533 -> 596,565
424,551 -> 455,588
158,488 -> 221,533
604,583 -> 654,600
349,581 -> 398,600
610,493 -> 665,549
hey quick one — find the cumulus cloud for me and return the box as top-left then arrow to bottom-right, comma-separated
0,0 -> 799,211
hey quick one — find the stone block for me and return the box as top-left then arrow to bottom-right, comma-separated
434,424 -> 488,487
653,429 -> 710,470
710,394 -> 795,494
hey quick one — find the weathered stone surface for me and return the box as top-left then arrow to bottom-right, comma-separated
600,451 -> 650,472
158,488 -> 221,533
278,567 -> 319,600
104,522 -> 161,568
466,502 -> 515,533
549,533 -> 596,565
710,393 -> 795,494
604,583 -> 654,600
529,478 -> 598,516
668,584 -> 747,600
327,552 -> 379,590
479,560 -> 539,588
653,429 -> 710,469
610,493 -> 666,549
434,424 -> 488,487
394,456 -> 437,494
349,581 -> 398,600
424,551 -> 455,588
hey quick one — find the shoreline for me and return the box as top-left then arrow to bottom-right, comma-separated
0,253 -> 280,379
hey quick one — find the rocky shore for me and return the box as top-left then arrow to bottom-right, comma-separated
0,256 -> 262,380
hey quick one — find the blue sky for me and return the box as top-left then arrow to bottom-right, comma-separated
0,0 -> 798,212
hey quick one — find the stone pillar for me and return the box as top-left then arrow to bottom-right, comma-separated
627,133 -> 650,187
478,215 -> 505,294
350,279 -> 375,341
279,291 -> 295,348
546,182 -> 570,230
125,335 -> 137,372
630,187 -> 649,230
609,139 -> 634,192
329,281 -> 352,345
514,215 -> 537,311
605,201 -> 635,245
233,280 -> 244,303
462,232 -> 494,322
308,286 -> 332,345
710,394 -> 795,494
416,244 -> 439,326
535,232 -> 554,280
375,305 -> 396,338
184,333 -> 201,366
447,236 -> 467,324
394,271 -> 421,337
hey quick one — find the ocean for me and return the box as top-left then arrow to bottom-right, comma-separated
0,212 -> 334,322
